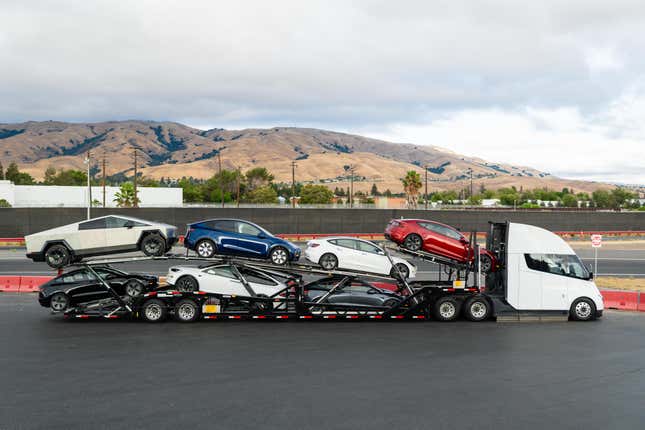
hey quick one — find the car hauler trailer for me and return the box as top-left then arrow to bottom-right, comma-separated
57,222 -> 603,323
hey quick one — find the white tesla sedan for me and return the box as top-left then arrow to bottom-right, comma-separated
304,237 -> 416,279
165,264 -> 289,297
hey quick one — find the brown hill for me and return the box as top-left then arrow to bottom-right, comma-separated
0,120 -> 613,194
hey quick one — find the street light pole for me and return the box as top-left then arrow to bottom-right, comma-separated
291,160 -> 297,208
84,151 -> 91,219
424,165 -> 428,210
218,149 -> 224,208
469,168 -> 473,202
349,166 -> 355,208
102,153 -> 106,208
133,148 -> 138,208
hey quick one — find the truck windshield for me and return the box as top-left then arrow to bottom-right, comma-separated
524,254 -> 590,280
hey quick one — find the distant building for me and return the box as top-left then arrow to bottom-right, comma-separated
0,180 -> 182,207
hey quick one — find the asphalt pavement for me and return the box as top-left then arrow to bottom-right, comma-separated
0,294 -> 643,430
0,245 -> 643,278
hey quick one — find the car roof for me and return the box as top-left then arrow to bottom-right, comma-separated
321,236 -> 376,243
397,218 -> 460,232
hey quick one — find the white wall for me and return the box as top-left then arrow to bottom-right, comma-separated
0,181 -> 182,207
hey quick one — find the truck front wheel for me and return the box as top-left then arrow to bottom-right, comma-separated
570,298 -> 596,321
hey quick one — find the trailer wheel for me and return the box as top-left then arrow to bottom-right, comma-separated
175,275 -> 198,292
463,296 -> 491,322
44,244 -> 71,268
141,299 -> 167,323
432,297 -> 460,322
403,234 -> 422,251
570,298 -> 596,321
174,299 -> 201,323
50,292 -> 70,312
141,234 -> 166,256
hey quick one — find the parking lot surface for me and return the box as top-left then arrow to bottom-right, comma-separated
1,294 -> 643,430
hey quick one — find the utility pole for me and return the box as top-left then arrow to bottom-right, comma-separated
468,168 -> 473,202
349,165 -> 355,208
218,149 -> 224,208
133,148 -> 138,208
291,160 -> 297,208
424,165 -> 428,210
236,166 -> 241,208
84,151 -> 91,219
102,153 -> 106,208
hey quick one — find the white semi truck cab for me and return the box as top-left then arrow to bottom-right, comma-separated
485,222 -> 604,321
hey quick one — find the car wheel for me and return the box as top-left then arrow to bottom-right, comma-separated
141,299 -> 167,323
390,263 -> 409,280
319,253 -> 338,270
432,297 -> 460,322
403,234 -> 422,251
175,276 -> 198,293
463,296 -> 491,322
270,247 -> 289,265
479,254 -> 493,273
50,292 -> 70,312
570,298 -> 596,321
382,298 -> 400,308
125,280 -> 145,297
45,244 -> 70,269
174,299 -> 201,323
141,234 -> 166,257
196,239 -> 216,258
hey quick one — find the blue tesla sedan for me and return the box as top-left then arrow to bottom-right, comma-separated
184,218 -> 301,264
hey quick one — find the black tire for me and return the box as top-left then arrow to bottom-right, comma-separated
125,280 -> 144,297
403,234 -> 422,251
269,246 -> 289,265
140,234 -> 166,257
432,296 -> 460,322
479,253 -> 493,273
390,263 -> 410,280
49,292 -> 70,312
174,299 -> 201,323
463,296 -> 491,322
318,253 -> 339,270
195,239 -> 216,258
141,299 -> 167,323
44,244 -> 70,269
175,275 -> 198,293
570,298 -> 596,321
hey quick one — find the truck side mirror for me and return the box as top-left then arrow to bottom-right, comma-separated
587,272 -> 594,280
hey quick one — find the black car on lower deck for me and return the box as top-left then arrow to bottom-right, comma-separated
38,266 -> 158,312
304,276 -> 403,308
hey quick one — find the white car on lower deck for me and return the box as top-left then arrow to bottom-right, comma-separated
304,237 -> 416,279
166,264 -> 289,297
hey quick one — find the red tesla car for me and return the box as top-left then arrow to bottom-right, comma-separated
384,219 -> 495,272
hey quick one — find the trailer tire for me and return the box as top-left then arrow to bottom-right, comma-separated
570,298 -> 596,321
463,296 -> 491,322
403,234 -> 422,251
175,275 -> 198,292
174,299 -> 201,323
432,297 -> 460,322
319,253 -> 338,270
141,299 -> 167,323
44,244 -> 71,268
141,234 -> 166,257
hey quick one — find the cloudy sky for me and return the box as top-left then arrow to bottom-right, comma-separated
2,0 -> 644,184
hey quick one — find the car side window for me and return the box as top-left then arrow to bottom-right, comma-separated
242,269 -> 278,286
204,265 -> 237,279
334,239 -> 358,250
236,222 -> 262,236
212,220 -> 237,232
79,218 -> 107,230
356,241 -> 381,254
61,270 -> 96,283
94,268 -> 117,279
106,217 -> 148,228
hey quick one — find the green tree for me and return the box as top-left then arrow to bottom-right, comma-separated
370,183 -> 380,196
5,162 -> 35,185
245,185 -> 278,203
204,169 -> 243,203
0,162 -> 5,180
178,178 -> 204,202
299,184 -> 334,204
561,193 -> 578,208
113,182 -> 140,207
0,199 -> 11,208
137,176 -> 160,187
592,190 -> 614,208
401,170 -> 422,208
245,167 -> 274,191
611,188 -> 635,208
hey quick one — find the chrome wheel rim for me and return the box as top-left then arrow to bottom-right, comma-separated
272,249 -> 287,265
470,302 -> 487,319
177,303 -> 196,321
51,294 -> 68,311
145,303 -> 163,321
320,254 -> 337,270
439,302 -> 456,319
575,301 -> 592,319
197,241 -> 214,257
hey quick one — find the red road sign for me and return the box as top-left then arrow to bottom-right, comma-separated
591,234 -> 602,248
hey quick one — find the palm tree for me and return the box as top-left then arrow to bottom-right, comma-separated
113,182 -> 140,207
401,170 -> 422,209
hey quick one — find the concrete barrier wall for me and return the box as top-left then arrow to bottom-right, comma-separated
0,208 -> 643,237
